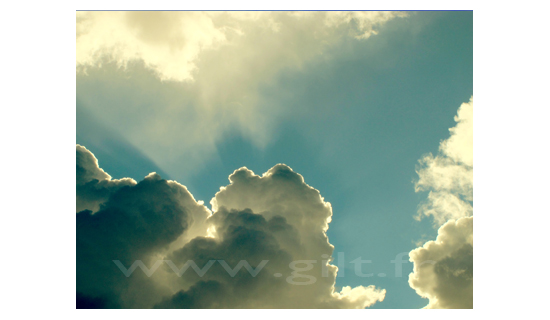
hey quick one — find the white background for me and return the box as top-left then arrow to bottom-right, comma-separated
1,0 -> 547,318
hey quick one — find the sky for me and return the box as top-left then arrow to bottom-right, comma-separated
76,11 -> 473,309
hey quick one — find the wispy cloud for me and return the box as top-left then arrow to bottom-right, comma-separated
76,11 -> 407,179
415,97 -> 473,225
77,11 -> 406,82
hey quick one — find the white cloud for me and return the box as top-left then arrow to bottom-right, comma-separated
76,146 -> 385,308
415,97 -> 473,225
409,97 -> 474,309
77,11 -> 406,82
323,11 -> 407,39
408,217 -> 473,309
76,11 -> 407,179
77,11 -> 227,82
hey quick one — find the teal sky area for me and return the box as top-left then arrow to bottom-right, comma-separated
76,11 -> 472,308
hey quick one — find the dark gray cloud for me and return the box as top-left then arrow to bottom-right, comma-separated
76,146 -> 385,308
76,144 -> 136,213
155,208 -> 297,308
76,146 -> 210,308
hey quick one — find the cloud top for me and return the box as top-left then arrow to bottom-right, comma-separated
409,217 -> 473,309
76,145 -> 385,308
76,144 -> 136,213
409,97 -> 474,309
415,97 -> 473,225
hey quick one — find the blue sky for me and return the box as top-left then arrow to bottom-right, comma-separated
76,11 -> 472,308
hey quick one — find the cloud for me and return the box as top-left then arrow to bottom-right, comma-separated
76,11 -> 407,180
408,97 -> 474,309
76,103 -> 171,180
76,144 -> 136,213
408,217 -> 473,309
76,146 -> 385,308
77,11 -> 226,82
415,97 -> 473,225
77,146 -> 211,308
76,11 -> 406,82
323,11 -> 407,39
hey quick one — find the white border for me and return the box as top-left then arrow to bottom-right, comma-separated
3,0 -> 548,318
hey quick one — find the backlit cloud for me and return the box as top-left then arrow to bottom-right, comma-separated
77,11 -> 406,82
415,97 -> 473,225
76,145 -> 385,308
76,11 -> 407,180
409,97 -> 474,309
76,144 -> 136,213
409,217 -> 473,309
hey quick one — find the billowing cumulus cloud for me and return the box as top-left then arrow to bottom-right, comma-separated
408,217 -> 473,309
409,97 -> 474,309
76,145 -> 385,308
76,146 -> 211,308
76,11 -> 407,180
415,97 -> 473,225
76,144 -> 136,213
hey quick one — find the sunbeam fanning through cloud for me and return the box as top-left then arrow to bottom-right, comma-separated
76,11 -> 407,181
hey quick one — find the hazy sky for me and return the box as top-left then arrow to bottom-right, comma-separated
76,11 -> 473,309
